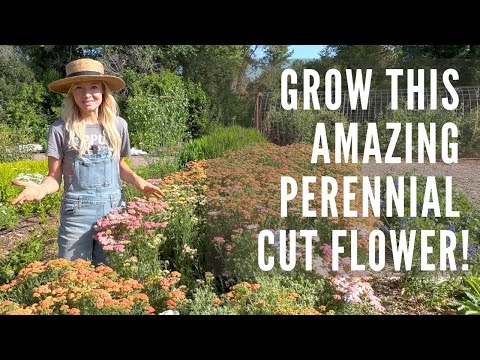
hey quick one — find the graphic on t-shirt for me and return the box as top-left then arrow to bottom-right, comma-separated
75,132 -> 111,155
87,134 -> 108,146
85,134 -> 109,153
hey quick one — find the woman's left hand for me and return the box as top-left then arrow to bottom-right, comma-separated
136,179 -> 163,198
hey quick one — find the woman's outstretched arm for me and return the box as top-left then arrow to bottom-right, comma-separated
119,157 -> 163,198
11,157 -> 62,205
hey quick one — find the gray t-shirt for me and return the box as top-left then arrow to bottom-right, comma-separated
46,117 -> 131,190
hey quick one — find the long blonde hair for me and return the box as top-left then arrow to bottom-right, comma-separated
61,82 -> 121,158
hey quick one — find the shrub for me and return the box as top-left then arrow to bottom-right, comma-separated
262,103 -> 349,146
125,72 -> 189,152
376,102 -> 460,157
0,46 -> 36,105
0,123 -> 34,163
209,90 -> 254,129
458,108 -> 480,157
184,80 -> 210,140
0,82 -> 50,147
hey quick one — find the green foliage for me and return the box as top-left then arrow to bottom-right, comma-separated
0,123 -> 35,163
95,166 -> 208,308
401,45 -> 477,59
0,202 -> 20,230
177,279 -> 231,315
0,159 -> 62,223
180,270 -> 382,315
458,109 -> 480,157
302,45 -> 401,90
134,173 -> 208,289
39,68 -> 65,119
401,273 -> 461,312
210,90 -> 255,128
157,196 -> 204,285
305,45 -> 480,89
0,81 -> 50,146
100,45 -> 197,75
131,156 -> 182,187
125,71 -> 189,152
17,45 -> 85,79
457,275 -> 480,314
261,45 -> 292,67
181,46 -> 247,90
376,101 -> 460,156
0,236 -> 44,285
400,46 -> 480,86
183,80 -> 210,140
179,271 -> 330,315
98,45 -> 259,130
380,175 -> 480,274
0,46 -> 36,105
263,102 -> 349,145
180,125 -> 267,164
181,45 -> 255,128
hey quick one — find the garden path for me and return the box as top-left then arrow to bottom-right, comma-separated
361,158 -> 480,211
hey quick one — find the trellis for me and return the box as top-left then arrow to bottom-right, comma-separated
254,86 -> 480,131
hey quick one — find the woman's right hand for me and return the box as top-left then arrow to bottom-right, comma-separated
11,180 -> 47,205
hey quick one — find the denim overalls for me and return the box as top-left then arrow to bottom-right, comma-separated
58,147 -> 122,265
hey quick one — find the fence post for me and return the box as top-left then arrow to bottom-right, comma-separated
254,92 -> 263,131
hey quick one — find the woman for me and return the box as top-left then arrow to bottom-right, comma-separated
11,58 -> 162,265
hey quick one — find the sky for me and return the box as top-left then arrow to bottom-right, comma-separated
247,45 -> 326,79
289,45 -> 326,60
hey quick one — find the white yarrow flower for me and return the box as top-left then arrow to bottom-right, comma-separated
158,310 -> 180,315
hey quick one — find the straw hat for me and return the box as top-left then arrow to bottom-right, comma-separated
48,58 -> 125,94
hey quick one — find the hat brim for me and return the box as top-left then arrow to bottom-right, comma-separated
48,75 -> 125,94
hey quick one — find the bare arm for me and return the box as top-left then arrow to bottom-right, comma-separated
119,157 -> 163,197
11,156 -> 63,205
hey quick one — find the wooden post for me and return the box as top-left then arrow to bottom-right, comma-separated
254,92 -> 263,131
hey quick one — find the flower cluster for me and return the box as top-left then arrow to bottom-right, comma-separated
212,281 -> 326,315
15,172 -> 45,184
0,259 -> 154,315
143,270 -> 187,312
94,198 -> 168,253
204,143 -> 379,231
330,275 -> 385,312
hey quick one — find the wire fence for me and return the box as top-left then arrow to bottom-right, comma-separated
254,86 -> 480,131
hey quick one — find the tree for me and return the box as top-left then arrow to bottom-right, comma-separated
99,45 -> 196,75
17,45 -> 85,79
261,45 -> 292,67
0,46 -> 35,105
306,45 -> 402,89
401,45 -> 480,85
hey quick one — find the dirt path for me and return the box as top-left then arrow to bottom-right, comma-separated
360,158 -> 479,313
361,158 -> 480,211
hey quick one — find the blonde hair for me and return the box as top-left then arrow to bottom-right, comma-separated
61,82 -> 121,158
